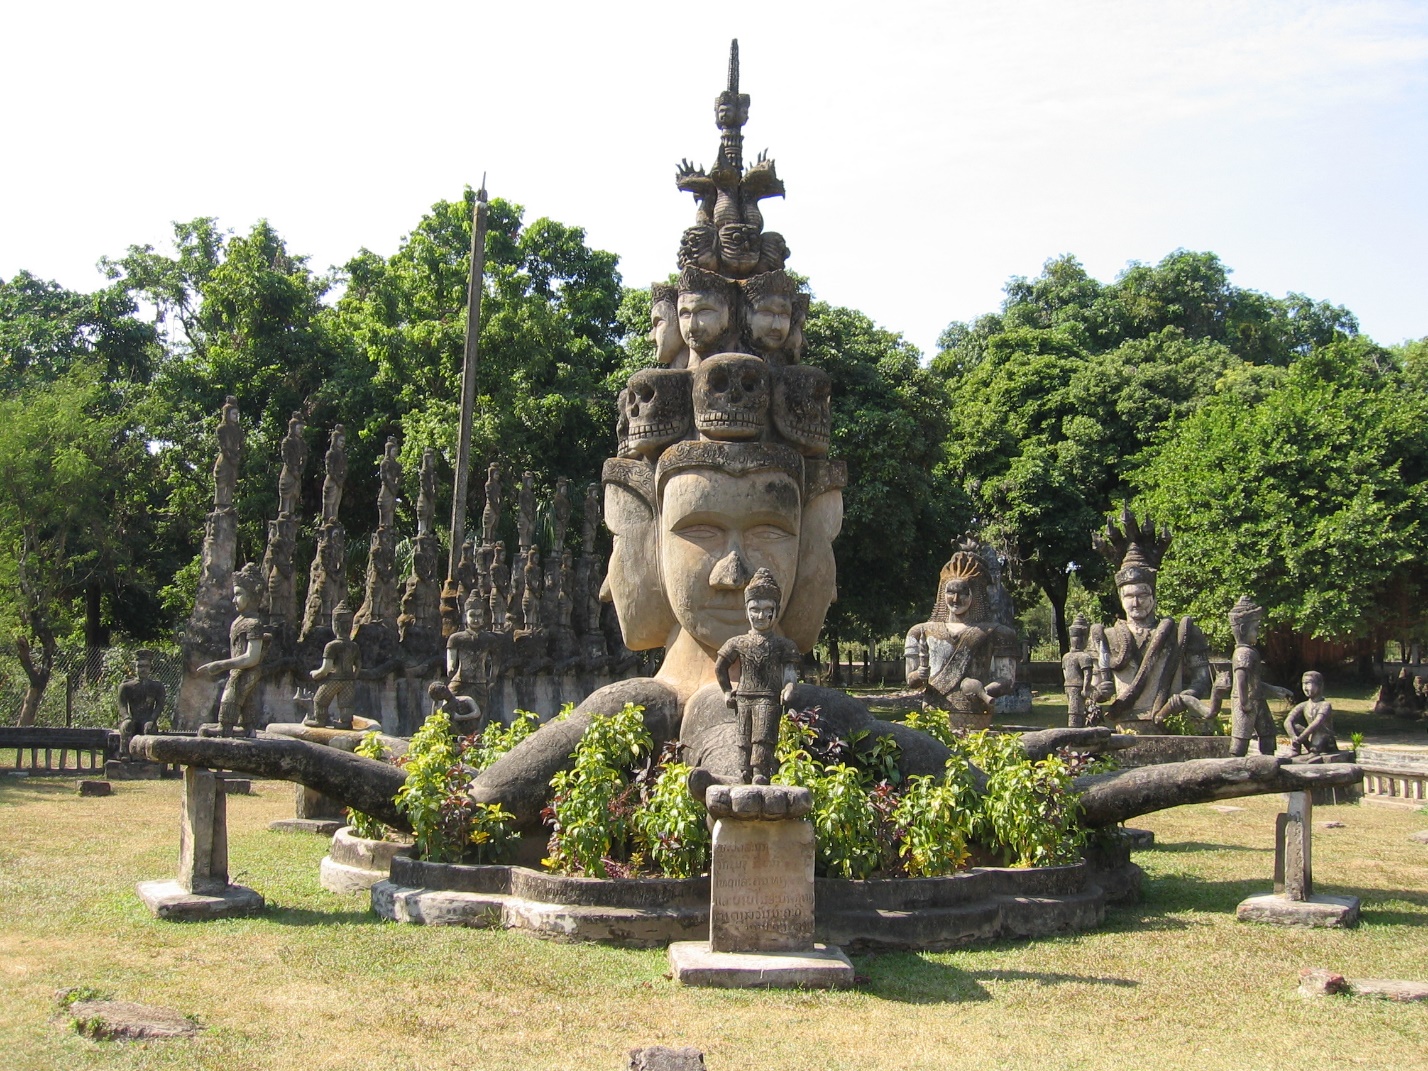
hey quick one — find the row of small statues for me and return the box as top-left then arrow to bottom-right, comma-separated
1371,666 -> 1427,720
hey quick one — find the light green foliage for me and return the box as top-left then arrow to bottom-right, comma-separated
901,706 -> 958,748
467,709 -> 542,772
544,703 -> 652,877
346,730 -> 392,841
807,764 -> 884,879
955,731 -> 1087,867
631,761 -> 710,879
893,774 -> 975,877
395,710 -> 515,864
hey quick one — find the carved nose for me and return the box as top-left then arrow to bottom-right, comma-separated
709,548 -> 752,590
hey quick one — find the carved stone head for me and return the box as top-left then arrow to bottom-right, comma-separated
772,366 -> 831,457
693,353 -> 769,442
742,271 -> 798,359
717,223 -> 764,278
677,266 -> 737,360
649,283 -> 689,367
618,368 -> 693,460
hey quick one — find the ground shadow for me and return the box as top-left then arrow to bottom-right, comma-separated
258,905 -> 382,927
1147,841 -> 1266,854
855,951 -> 1140,1004
0,775 -> 83,801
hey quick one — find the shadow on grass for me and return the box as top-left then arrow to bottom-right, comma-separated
259,905 -> 382,927
0,776 -> 80,800
855,951 -> 1139,1004
1147,841 -> 1267,854
1356,891 -> 1428,927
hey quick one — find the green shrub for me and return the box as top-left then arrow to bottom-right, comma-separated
979,751 -> 1086,867
468,709 -> 542,772
632,760 -> 710,879
544,703 -> 652,877
892,771 -> 976,877
395,710 -> 516,864
346,730 -> 393,841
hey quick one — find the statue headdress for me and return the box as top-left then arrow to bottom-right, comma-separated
332,601 -> 354,621
1227,595 -> 1264,642
1093,506 -> 1172,589
744,567 -> 782,606
233,562 -> 265,598
1068,613 -> 1090,639
930,550 -> 989,623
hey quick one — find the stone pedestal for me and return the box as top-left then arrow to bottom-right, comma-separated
320,826 -> 410,894
137,766 -> 264,920
1237,791 -> 1359,928
668,783 -> 853,989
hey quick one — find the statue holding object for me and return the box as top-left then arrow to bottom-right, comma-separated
197,563 -> 270,736
714,569 -> 802,785
306,603 -> 360,729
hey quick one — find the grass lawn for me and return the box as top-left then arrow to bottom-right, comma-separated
2,766 -> 1426,1071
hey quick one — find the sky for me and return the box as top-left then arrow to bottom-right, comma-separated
2,0 -> 1425,357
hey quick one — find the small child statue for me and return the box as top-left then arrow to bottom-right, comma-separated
1228,595 -> 1277,757
1062,614 -> 1097,728
306,603 -> 361,729
713,569 -> 802,785
1285,670 -> 1338,755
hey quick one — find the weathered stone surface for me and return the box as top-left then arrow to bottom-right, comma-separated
628,1045 -> 706,1070
66,998 -> 200,1040
1273,791 -> 1312,900
1411,830 -> 1428,844
77,780 -> 111,797
1298,968 -> 1350,996
178,767 -> 227,894
1351,978 -> 1428,1002
667,940 -> 854,989
218,777 -> 251,795
709,817 -> 813,953
319,827 -> 410,894
268,818 -> 342,835
1236,892 -> 1359,928
1121,827 -> 1155,850
136,879 -> 264,921
705,783 -> 811,820
1115,736 -> 1233,767
105,759 -> 165,781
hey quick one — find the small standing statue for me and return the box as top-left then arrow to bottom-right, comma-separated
552,477 -> 572,551
378,437 -> 401,530
321,424 -> 347,522
713,569 -> 801,785
1228,596 -> 1278,757
1062,614 -> 1098,728
277,412 -> 307,518
197,563 -> 270,736
488,544 -> 511,632
1285,670 -> 1338,755
521,546 -> 543,629
306,603 -> 360,729
445,591 -> 492,730
581,482 -> 601,557
117,649 -> 167,756
417,447 -> 438,535
481,463 -> 503,546
517,471 -> 536,550
213,396 -> 242,511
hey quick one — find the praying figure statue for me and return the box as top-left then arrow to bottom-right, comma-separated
117,649 -> 167,756
482,463 -> 503,546
904,550 -> 1019,730
1062,614 -> 1098,728
1285,670 -> 1338,755
713,568 -> 802,785
213,396 -> 242,511
321,424 -> 347,523
378,437 -> 401,531
197,563 -> 270,736
277,412 -> 307,518
306,603 -> 360,729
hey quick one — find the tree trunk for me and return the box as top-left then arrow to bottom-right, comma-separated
828,632 -> 841,686
1042,572 -> 1070,656
14,632 -> 55,727
863,634 -> 874,685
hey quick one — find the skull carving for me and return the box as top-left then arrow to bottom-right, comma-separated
618,368 -> 693,460
693,353 -> 770,441
773,365 -> 832,457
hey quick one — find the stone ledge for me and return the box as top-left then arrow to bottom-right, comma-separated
136,879 -> 265,921
667,940 -> 854,989
269,818 -> 343,835
1236,892 -> 1360,928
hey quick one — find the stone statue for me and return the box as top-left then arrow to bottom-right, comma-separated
488,544 -> 511,632
427,680 -> 482,737
714,569 -> 801,784
742,270 -> 802,366
213,396 -> 242,511
618,368 -> 694,460
517,471 -> 536,551
552,477 -> 572,551
650,282 -> 691,368
404,530 -> 442,634
456,537 -> 477,598
677,266 -> 740,366
1286,671 -> 1338,755
446,591 -> 493,726
306,603 -> 360,729
261,513 -> 299,634
321,424 -> 347,523
117,649 -> 167,756
300,519 -> 346,643
378,437 -> 401,531
581,482 -> 601,557
1062,614 -> 1098,728
1227,596 -> 1278,757
197,563 -> 270,736
277,412 -> 307,518
356,528 -> 399,630
1090,509 -> 1211,733
482,463 -> 503,546
521,546 -> 543,630
903,550 -> 1019,730
417,447 -> 438,535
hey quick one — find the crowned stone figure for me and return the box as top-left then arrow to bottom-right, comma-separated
197,563 -> 270,736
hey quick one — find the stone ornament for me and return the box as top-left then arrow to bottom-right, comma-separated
649,283 -> 690,369
213,396 -> 242,511
704,782 -> 812,820
321,424 -> 347,523
692,353 -> 770,441
771,365 -> 831,457
677,266 -> 742,365
1089,508 -> 1211,733
1286,670 -> 1338,755
307,603 -> 360,729
1228,595 -> 1277,757
618,368 -> 693,459
277,412 -> 307,519
197,563 -> 271,736
378,437 -> 401,531
1062,614 -> 1098,728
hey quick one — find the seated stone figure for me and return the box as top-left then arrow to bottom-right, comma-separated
117,649 -> 167,756
904,550 -> 1019,731
1285,670 -> 1338,755
1090,510 -> 1211,734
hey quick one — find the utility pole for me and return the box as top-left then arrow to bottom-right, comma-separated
448,177 -> 489,582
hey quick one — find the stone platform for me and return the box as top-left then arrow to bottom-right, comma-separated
269,818 -> 343,835
320,827 -> 412,894
1236,892 -> 1360,928
136,879 -> 265,921
1358,745 -> 1428,808
667,940 -> 854,989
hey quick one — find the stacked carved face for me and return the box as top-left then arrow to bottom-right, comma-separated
606,340 -> 843,661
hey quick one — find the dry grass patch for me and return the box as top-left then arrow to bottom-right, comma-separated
1,769 -> 1425,1071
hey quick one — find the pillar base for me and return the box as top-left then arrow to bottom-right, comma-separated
667,940 -> 854,989
136,879 -> 265,921
1236,892 -> 1360,928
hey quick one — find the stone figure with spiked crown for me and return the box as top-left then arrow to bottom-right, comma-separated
1089,509 -> 1211,733
1062,614 -> 1098,728
713,568 -> 802,784
197,562 -> 272,736
1225,595 -> 1292,756
307,602 -> 360,729
904,546 -> 1020,730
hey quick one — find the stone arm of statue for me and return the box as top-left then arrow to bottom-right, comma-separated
904,626 -> 928,689
1180,618 -> 1212,701
1283,700 -> 1311,745
198,631 -> 264,680
714,642 -> 738,709
780,649 -> 800,704
311,642 -> 341,683
1089,624 -> 1115,703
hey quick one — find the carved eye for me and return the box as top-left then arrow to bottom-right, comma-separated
636,383 -> 655,403
741,370 -> 761,391
709,368 -> 730,392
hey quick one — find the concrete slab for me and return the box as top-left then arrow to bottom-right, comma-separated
1236,892 -> 1360,928
136,879 -> 264,921
268,818 -> 343,835
667,940 -> 854,989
